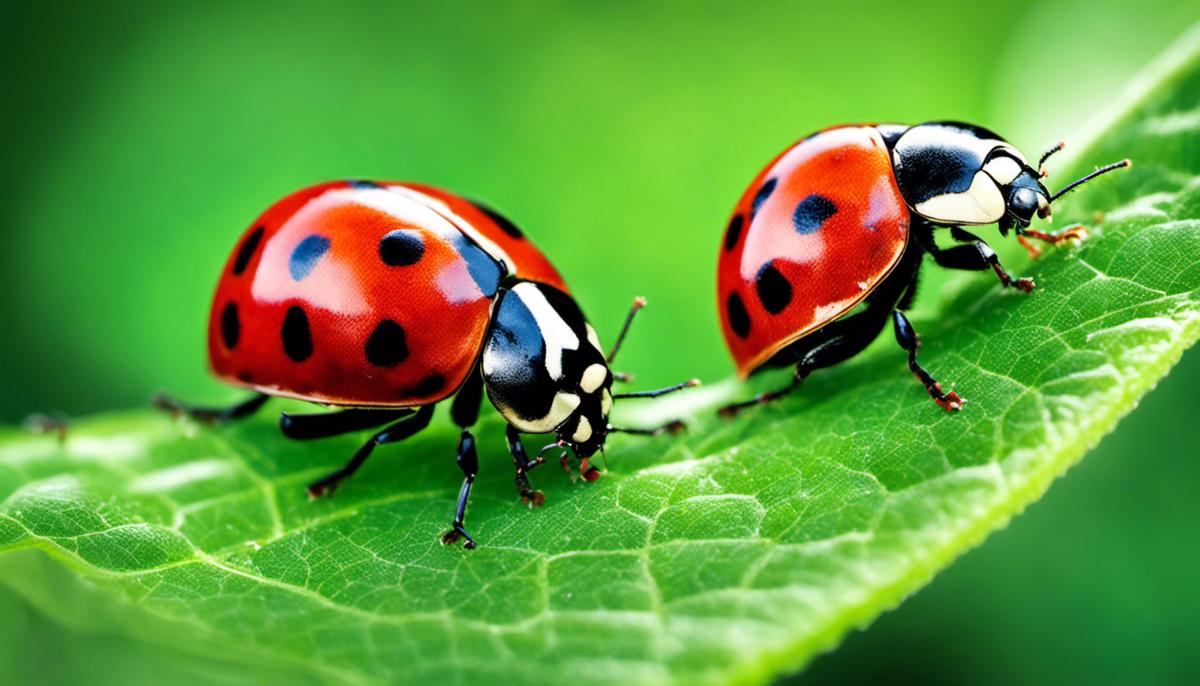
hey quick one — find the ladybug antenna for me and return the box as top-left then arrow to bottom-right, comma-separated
1037,141 -> 1065,177
607,296 -> 647,364
1049,159 -> 1131,203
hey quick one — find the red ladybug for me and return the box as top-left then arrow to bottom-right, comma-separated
158,180 -> 698,549
717,122 -> 1129,415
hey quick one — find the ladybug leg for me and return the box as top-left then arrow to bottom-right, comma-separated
612,378 -> 700,399
892,310 -> 962,412
153,392 -> 269,425
1020,225 -> 1090,253
306,404 -> 434,498
440,430 -> 479,550
23,413 -> 69,443
718,296 -> 895,419
608,419 -> 688,436
927,227 -> 1034,293
505,425 -> 547,507
280,408 -> 412,440
440,369 -> 483,547
717,373 -> 803,418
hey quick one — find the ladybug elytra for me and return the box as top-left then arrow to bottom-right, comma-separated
158,180 -> 698,549
717,122 -> 1128,416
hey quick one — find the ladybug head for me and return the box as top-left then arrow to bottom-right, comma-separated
483,283 -> 697,478
995,155 -> 1052,233
892,122 -> 1130,235
893,122 -> 1044,228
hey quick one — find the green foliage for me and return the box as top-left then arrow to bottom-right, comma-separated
1,22 -> 1198,686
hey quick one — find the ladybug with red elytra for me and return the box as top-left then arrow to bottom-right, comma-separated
717,121 -> 1129,416
156,180 -> 699,549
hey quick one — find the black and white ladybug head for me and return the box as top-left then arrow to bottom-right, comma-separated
481,280 -> 613,458
890,122 -> 1051,232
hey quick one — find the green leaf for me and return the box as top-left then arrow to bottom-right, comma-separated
2,26 -> 1199,686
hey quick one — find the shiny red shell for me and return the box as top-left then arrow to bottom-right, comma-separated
717,126 -> 910,377
207,181 -> 566,407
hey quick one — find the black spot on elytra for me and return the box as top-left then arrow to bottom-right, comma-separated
220,302 -> 240,349
365,319 -> 409,367
289,235 -> 330,281
755,262 -> 793,314
724,214 -> 744,252
471,200 -> 524,239
403,373 -> 445,398
751,178 -> 777,219
792,194 -> 837,234
726,292 -> 751,339
281,306 -> 313,362
348,179 -> 381,189
232,227 -> 264,276
379,230 -> 425,267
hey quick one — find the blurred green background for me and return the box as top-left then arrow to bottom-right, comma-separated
2,1 -> 1198,683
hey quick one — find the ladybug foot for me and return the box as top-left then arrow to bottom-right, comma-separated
931,387 -> 964,413
306,476 -> 344,500
579,458 -> 602,483
440,525 -> 477,550
1011,277 -> 1036,294
658,419 -> 687,435
23,413 -> 69,443
520,490 -> 547,508
152,392 -> 213,423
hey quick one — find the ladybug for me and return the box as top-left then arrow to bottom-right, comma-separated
717,122 -> 1129,415
157,180 -> 698,549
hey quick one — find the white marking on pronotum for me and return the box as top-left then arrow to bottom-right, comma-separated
580,363 -> 607,393
573,416 -> 592,443
915,171 -> 1005,225
601,389 -> 613,416
585,324 -> 603,353
512,392 -> 581,433
983,155 -> 1023,185
513,282 -> 579,380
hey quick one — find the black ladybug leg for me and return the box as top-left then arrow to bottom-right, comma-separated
440,430 -> 478,550
505,425 -> 547,507
307,404 -> 434,498
716,373 -> 804,418
153,392 -> 269,425
613,378 -> 700,399
608,419 -> 689,436
927,227 -> 1034,293
280,408 -> 413,440
449,368 -> 483,429
892,310 -> 962,412
718,294 -> 896,418
440,369 -> 484,547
